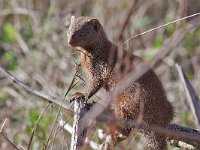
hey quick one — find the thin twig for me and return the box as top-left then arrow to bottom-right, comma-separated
43,110 -> 59,150
50,69 -> 78,150
123,12 -> 200,44
0,132 -> 20,150
64,69 -> 79,99
75,75 -> 85,83
0,65 -> 71,110
27,102 -> 51,150
0,119 -> 20,150
117,0 -> 139,41
0,118 -> 7,133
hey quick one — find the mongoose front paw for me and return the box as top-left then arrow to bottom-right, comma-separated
70,92 -> 86,103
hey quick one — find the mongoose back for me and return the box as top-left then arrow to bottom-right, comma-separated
67,16 -> 174,150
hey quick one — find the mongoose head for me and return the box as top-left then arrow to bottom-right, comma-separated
67,16 -> 103,47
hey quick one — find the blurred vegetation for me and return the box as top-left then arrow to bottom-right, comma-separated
0,0 -> 200,149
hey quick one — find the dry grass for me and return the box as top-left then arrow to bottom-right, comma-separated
0,0 -> 200,149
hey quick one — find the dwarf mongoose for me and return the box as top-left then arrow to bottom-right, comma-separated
67,16 -> 174,150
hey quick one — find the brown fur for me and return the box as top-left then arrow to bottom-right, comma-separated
67,16 -> 174,150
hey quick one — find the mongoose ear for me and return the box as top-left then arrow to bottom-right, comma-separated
91,19 -> 101,32
71,16 -> 75,24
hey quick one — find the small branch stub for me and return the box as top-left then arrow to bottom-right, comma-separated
70,96 -> 88,150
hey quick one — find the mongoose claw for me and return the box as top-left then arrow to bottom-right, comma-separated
70,92 -> 86,103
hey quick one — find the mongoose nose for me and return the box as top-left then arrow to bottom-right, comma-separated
68,39 -> 73,46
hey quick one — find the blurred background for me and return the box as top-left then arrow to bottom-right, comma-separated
0,0 -> 200,149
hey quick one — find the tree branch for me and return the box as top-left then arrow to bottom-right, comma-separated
70,97 -> 88,150
176,64 -> 200,128
0,65 -> 71,110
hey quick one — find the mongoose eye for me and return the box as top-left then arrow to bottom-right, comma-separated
94,25 -> 98,31
80,32 -> 84,36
